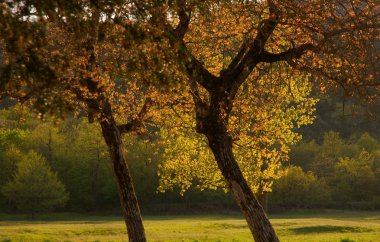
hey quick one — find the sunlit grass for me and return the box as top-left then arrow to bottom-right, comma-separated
1,210 -> 380,241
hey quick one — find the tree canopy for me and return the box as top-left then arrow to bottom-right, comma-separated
2,150 -> 68,218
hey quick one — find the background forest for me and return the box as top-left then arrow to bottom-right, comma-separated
1,95 -> 379,216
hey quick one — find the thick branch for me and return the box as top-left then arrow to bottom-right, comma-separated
221,1 -> 280,96
158,3 -> 217,91
252,0 -> 280,51
260,43 -> 316,63
117,122 -> 134,133
174,0 -> 191,39
180,47 -> 218,91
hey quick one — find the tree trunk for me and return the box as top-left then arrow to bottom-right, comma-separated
206,132 -> 279,242
80,11 -> 145,238
98,104 -> 146,242
193,89 -> 279,241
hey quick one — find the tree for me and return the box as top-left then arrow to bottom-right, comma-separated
270,166 -> 330,208
290,140 -> 320,171
64,120 -> 116,210
356,132 -> 379,153
0,2 -> 171,240
289,131 -> 380,207
0,144 -> 23,209
144,1 -> 379,240
29,119 -> 118,210
331,151 -> 377,202
309,131 -> 362,178
2,150 -> 68,219
311,131 -> 346,177
0,128 -> 27,203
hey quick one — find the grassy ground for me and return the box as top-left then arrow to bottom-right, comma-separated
0,210 -> 380,241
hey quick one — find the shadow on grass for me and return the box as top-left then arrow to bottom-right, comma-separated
289,225 -> 372,234
206,223 -> 247,229
270,209 -> 380,221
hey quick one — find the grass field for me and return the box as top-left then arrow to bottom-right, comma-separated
1,210 -> 380,241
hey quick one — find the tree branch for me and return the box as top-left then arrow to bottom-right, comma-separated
260,43 -> 316,63
174,0 -> 191,39
221,0 -> 280,97
157,1 -> 217,91
117,97 -> 153,134
287,60 -> 380,99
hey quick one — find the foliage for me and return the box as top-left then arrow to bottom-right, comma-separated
2,151 -> 68,217
309,131 -> 359,178
0,108 -> 230,212
158,74 -> 317,195
0,128 -> 28,148
300,97 -> 380,143
1,105 -> 380,212
123,134 -> 163,204
331,151 -> 377,202
270,166 -> 330,208
150,1 -> 379,237
289,140 -> 320,171
356,133 -> 379,153
0,3 -> 378,241
0,144 -> 23,208
54,120 -> 117,210
287,131 -> 380,208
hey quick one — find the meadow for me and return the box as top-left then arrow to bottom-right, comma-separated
0,210 -> 380,241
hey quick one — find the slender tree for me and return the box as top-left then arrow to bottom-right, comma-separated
0,1 -> 173,240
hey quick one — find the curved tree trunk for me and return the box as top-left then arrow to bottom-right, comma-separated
193,89 -> 279,242
98,103 -> 146,242
73,6 -> 146,239
206,132 -> 279,242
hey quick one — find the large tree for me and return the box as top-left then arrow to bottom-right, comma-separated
0,1 -> 174,240
137,0 -> 378,241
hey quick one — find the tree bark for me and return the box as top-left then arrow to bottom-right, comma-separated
98,103 -> 146,242
194,90 -> 279,242
82,74 -> 146,240
206,132 -> 279,242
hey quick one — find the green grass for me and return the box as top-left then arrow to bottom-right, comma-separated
1,210 -> 380,241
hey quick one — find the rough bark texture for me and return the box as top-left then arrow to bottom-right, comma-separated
194,91 -> 279,242
98,102 -> 146,242
206,131 -> 279,242
82,32 -> 146,239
